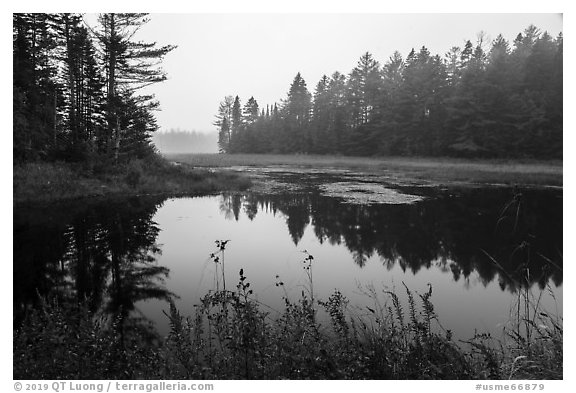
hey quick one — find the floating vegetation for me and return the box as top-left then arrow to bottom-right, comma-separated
320,182 -> 424,205
251,178 -> 306,194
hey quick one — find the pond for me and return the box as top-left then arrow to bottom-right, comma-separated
13,171 -> 563,342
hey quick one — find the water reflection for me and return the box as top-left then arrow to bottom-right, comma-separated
14,187 -> 562,339
13,196 -> 174,340
218,188 -> 562,293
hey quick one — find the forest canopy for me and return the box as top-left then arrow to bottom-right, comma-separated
13,13 -> 175,163
13,16 -> 562,162
216,25 -> 562,159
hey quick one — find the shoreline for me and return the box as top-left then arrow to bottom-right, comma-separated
13,153 -> 562,207
168,153 -> 563,189
13,155 -> 252,207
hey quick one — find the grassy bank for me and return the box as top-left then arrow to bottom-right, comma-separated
13,155 -> 252,205
14,260 -> 562,380
168,153 -> 563,188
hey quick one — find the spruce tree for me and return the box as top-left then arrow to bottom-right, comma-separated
230,95 -> 242,152
311,75 -> 331,153
214,95 -> 234,153
243,96 -> 259,125
218,117 -> 230,153
326,72 -> 348,153
95,13 -> 176,161
347,52 -> 382,127
283,72 -> 312,152
13,13 -> 59,161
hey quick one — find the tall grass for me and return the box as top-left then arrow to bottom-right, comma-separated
479,190 -> 563,379
168,153 -> 562,187
13,155 -> 251,205
164,248 -> 561,379
14,241 -> 562,380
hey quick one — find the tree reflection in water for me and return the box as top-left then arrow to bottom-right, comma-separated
14,187 -> 562,339
14,196 -> 174,343
218,188 -> 562,293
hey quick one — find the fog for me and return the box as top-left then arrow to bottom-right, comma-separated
153,130 -> 218,154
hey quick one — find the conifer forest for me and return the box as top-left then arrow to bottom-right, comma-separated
215,27 -> 562,159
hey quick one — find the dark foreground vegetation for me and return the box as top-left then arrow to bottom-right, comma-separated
14,247 -> 562,380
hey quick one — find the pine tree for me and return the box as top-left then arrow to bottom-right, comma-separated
347,52 -> 382,127
326,71 -> 348,153
96,13 -> 176,161
214,96 -> 234,153
283,72 -> 312,152
344,52 -> 384,155
13,13 -> 59,161
217,117 -> 230,153
460,40 -> 474,67
377,51 -> 405,154
117,91 -> 159,158
269,103 -> 283,153
54,14 -> 107,159
311,75 -> 331,153
444,46 -> 462,85
243,96 -> 259,125
446,36 -> 504,157
395,46 -> 448,155
229,95 -> 242,152
233,96 -> 260,152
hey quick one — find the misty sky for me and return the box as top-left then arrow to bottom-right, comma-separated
90,13 -> 563,134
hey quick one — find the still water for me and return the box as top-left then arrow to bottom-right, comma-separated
14,181 -> 562,341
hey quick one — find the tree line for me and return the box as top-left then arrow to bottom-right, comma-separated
216,26 -> 562,159
13,13 -> 175,163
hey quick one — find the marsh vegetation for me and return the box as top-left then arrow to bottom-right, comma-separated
13,155 -> 251,205
14,170 -> 562,379
169,153 -> 563,188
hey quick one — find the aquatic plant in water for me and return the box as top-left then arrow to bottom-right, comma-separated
319,182 -> 424,205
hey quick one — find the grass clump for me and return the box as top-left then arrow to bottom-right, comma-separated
13,154 -> 251,205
